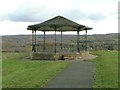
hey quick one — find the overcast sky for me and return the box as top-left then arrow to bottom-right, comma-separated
0,0 -> 118,35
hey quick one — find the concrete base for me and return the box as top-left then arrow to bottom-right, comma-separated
31,52 -> 82,60
31,52 -> 63,60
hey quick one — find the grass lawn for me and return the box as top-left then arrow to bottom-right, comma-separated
2,52 -> 69,88
0,53 -> 1,89
2,51 -> 119,88
90,51 -> 118,88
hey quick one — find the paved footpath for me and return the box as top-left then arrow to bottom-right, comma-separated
44,61 -> 94,88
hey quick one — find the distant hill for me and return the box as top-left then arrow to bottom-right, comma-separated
1,33 -> 119,52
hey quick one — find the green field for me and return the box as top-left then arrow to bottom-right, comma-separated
2,53 -> 69,88
2,51 -> 118,88
90,51 -> 118,88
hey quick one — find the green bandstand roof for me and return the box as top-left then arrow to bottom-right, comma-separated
27,15 -> 92,31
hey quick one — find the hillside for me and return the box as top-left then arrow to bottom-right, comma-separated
1,33 -> 119,52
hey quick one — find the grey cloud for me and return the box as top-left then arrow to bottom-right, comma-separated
87,13 -> 106,22
9,6 -> 45,22
63,10 -> 106,23
63,9 -> 87,21
111,10 -> 118,20
110,10 -> 117,15
0,12 -> 9,21
9,7 -> 86,22
8,1 -> 106,23
0,15 -> 8,21
8,6 -> 62,22
9,11 -> 44,22
8,0 -> 50,22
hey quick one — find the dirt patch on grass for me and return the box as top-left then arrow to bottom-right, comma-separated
81,54 -> 98,61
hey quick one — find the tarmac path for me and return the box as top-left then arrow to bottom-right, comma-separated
23,52 -> 97,88
44,60 -> 95,88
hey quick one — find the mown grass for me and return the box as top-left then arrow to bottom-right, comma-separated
2,52 -> 69,88
0,52 -> 2,89
2,51 -> 119,88
90,51 -> 118,88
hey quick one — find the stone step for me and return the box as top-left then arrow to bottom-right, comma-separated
63,53 -> 81,60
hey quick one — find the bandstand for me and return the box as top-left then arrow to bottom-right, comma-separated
27,16 -> 92,60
